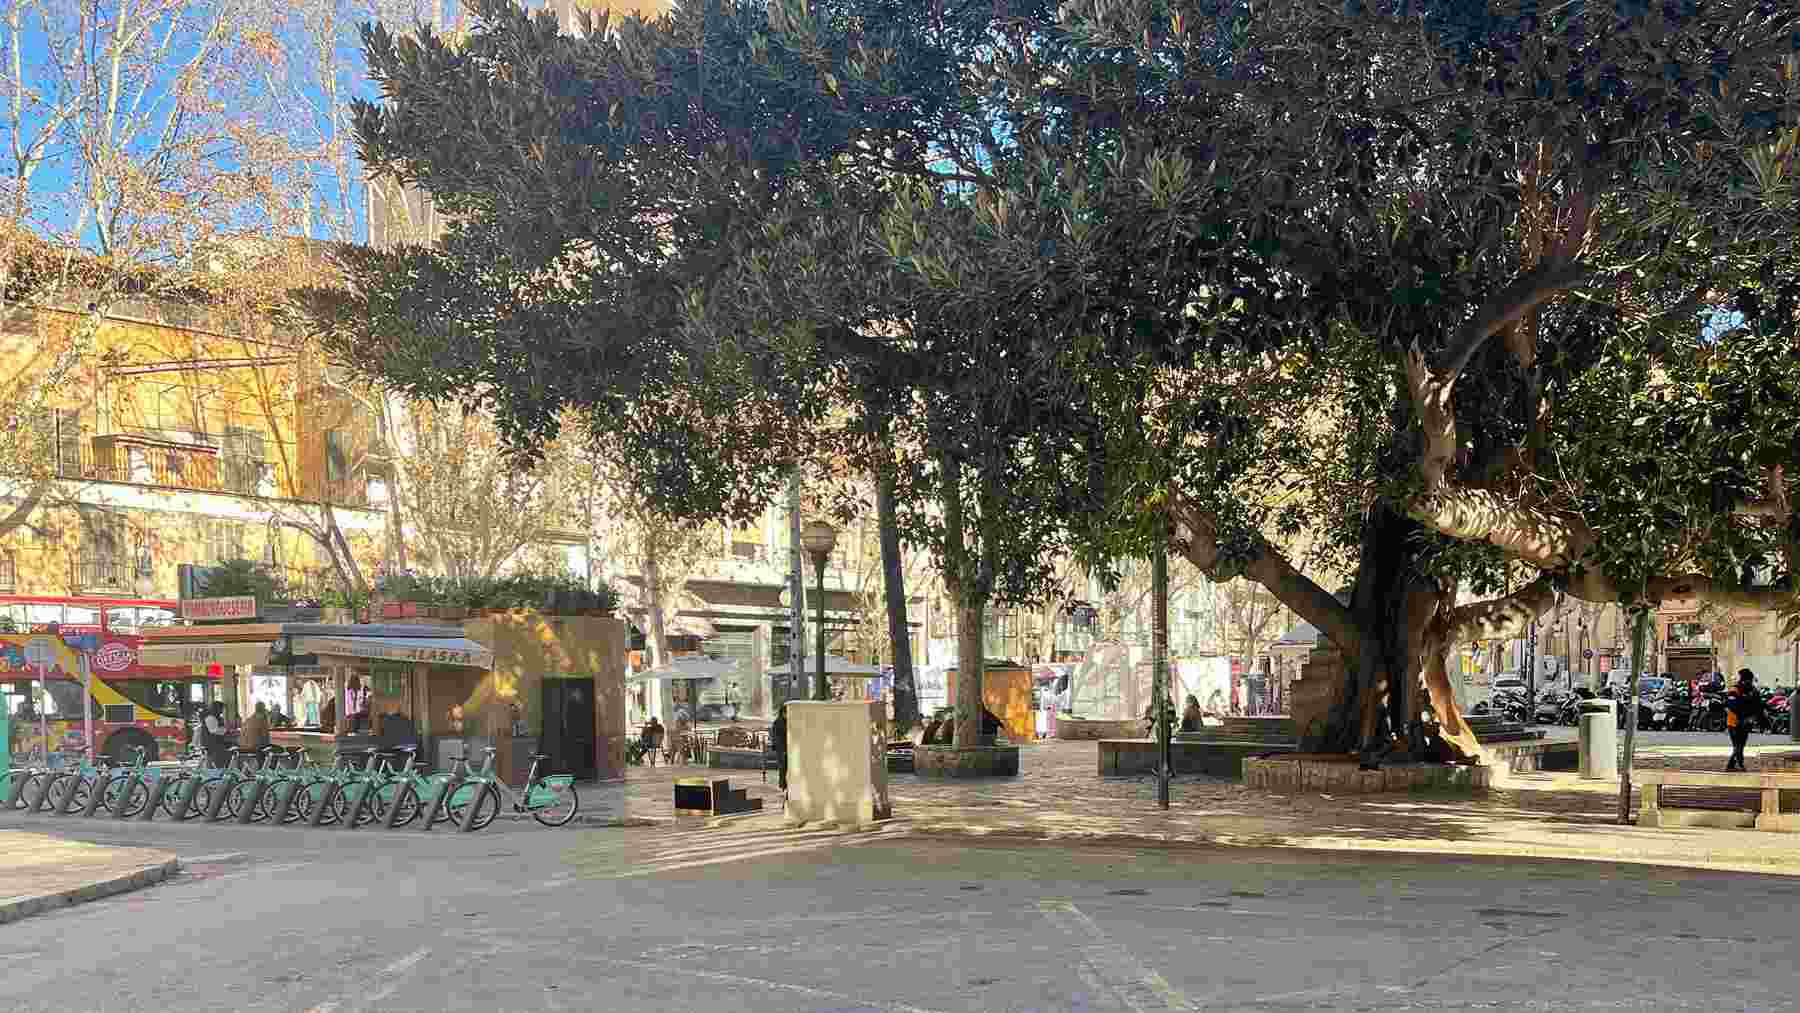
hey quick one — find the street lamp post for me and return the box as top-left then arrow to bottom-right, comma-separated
802,520 -> 839,702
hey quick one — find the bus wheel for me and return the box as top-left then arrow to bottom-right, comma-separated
106,728 -> 158,764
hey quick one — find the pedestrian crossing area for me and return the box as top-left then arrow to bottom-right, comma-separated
562,815 -> 914,880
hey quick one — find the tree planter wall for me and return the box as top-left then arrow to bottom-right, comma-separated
914,744 -> 1021,778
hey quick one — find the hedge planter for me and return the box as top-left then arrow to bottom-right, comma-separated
914,744 -> 1021,779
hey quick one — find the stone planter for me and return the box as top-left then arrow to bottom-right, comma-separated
1054,718 -> 1140,741
915,744 -> 1021,778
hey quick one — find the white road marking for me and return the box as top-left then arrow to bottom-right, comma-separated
180,852 -> 248,864
590,955 -> 954,1013
356,946 -> 432,1007
1039,899 -> 1193,1012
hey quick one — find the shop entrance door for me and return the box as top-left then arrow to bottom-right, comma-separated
541,677 -> 596,781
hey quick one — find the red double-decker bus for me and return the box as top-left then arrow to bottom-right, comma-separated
0,595 -> 215,762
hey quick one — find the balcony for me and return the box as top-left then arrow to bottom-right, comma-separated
39,429 -> 371,507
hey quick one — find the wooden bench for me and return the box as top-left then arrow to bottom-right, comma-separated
1637,770 -> 1800,831
673,777 -> 764,816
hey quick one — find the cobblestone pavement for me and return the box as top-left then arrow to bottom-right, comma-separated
610,735 -> 1800,874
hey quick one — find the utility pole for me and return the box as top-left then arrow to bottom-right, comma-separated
787,468 -> 807,703
1524,619 -> 1538,723
1152,539 -> 1171,809
1619,607 -> 1649,824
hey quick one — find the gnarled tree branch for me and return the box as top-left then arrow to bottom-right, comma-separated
1437,257 -> 1591,378
1171,494 -> 1365,661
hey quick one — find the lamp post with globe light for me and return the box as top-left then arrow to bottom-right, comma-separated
801,520 -> 838,701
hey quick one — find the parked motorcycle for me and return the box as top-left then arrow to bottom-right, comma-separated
1533,690 -> 1565,726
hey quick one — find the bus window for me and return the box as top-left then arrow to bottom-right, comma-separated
38,679 -> 90,718
139,607 -> 177,628
112,679 -> 186,716
64,604 -> 100,627
104,606 -> 139,631
24,604 -> 63,626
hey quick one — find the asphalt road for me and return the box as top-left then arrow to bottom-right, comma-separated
4,814 -> 1799,1012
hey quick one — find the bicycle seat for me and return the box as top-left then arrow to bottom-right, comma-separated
530,753 -> 551,761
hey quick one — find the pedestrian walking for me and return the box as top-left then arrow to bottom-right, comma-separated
1725,668 -> 1764,772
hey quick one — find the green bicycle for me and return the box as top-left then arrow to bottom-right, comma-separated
447,746 -> 579,830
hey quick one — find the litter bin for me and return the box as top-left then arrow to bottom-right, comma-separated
1579,699 -> 1617,780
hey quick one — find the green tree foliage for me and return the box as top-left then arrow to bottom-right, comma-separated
307,0 -> 1800,758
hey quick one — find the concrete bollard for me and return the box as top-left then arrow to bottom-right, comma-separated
115,770 -> 144,820
139,773 -> 169,821
1579,699 -> 1618,780
168,775 -> 203,822
307,781 -> 339,827
455,783 -> 491,833
417,775 -> 463,832
81,774 -> 110,818
234,778 -> 268,824
383,783 -> 414,829
55,773 -> 86,814
203,771 -> 238,822
268,780 -> 302,825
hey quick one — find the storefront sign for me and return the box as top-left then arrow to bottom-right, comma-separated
291,636 -> 493,669
180,596 -> 259,621
139,641 -> 274,668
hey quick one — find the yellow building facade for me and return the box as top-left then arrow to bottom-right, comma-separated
0,282 -> 388,608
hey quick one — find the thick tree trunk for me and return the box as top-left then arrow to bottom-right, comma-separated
875,463 -> 919,733
955,602 -> 985,748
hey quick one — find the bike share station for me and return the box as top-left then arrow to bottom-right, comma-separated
2,621 -> 586,832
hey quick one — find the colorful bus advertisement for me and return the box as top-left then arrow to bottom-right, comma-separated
0,632 -> 207,764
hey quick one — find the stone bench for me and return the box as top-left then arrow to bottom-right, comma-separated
1637,770 -> 1800,831
1483,738 -> 1577,773
707,746 -> 768,772
1055,719 -> 1142,741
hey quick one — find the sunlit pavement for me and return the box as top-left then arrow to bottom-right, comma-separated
3,816 -> 1797,1012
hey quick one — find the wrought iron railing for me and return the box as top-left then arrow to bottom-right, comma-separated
73,552 -> 130,592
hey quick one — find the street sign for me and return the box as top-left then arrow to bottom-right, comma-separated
22,636 -> 57,666
179,596 -> 258,621
1583,649 -> 1594,660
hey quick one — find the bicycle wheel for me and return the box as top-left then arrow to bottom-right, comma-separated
43,774 -> 78,811
228,780 -> 266,823
278,779 -> 313,823
385,784 -> 422,827
448,783 -> 501,831
303,782 -> 341,826
334,785 -> 378,826
106,777 -> 150,818
191,777 -> 228,818
18,771 -> 53,810
161,774 -> 195,817
531,783 -> 579,828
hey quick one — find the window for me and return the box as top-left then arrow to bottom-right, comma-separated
204,519 -> 246,564
77,510 -> 128,589
30,409 -> 83,478
111,679 -> 191,716
0,549 -> 12,592
324,430 -> 350,483
222,426 -> 267,495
